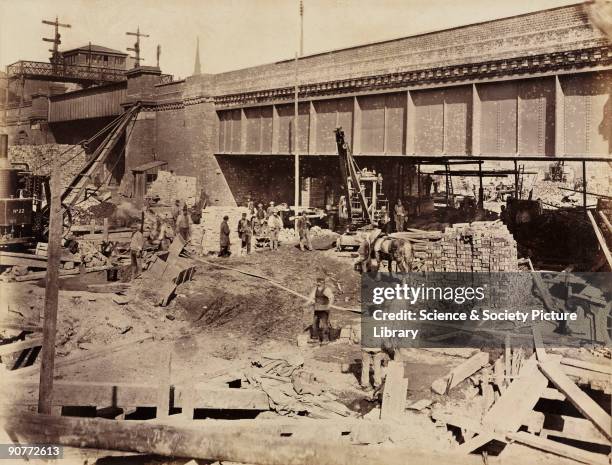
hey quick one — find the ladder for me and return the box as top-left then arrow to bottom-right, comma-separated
62,104 -> 140,208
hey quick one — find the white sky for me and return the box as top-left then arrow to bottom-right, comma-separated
0,0 -> 580,79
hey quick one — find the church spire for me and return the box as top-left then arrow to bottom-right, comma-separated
193,36 -> 202,75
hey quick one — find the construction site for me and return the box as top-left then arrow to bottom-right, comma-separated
0,1 -> 611,464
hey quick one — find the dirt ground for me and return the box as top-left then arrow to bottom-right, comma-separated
2,236 -> 608,465
0,240 -> 467,410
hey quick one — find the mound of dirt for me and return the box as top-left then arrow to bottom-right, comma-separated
174,247 -> 361,344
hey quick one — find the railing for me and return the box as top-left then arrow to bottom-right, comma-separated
159,74 -> 174,85
7,60 -> 126,84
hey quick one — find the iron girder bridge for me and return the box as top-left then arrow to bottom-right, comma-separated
7,60 -> 126,85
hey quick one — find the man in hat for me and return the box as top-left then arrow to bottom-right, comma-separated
394,199 -> 406,232
219,215 -> 231,257
268,210 -> 283,250
237,212 -> 253,254
296,211 -> 313,251
176,205 -> 192,242
307,277 -> 335,344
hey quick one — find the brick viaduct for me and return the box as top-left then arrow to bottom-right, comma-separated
2,3 -> 611,207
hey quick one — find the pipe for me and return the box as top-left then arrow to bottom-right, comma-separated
0,134 -> 9,169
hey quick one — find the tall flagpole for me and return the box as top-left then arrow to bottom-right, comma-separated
294,0 -> 303,211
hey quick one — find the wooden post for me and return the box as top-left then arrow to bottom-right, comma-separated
38,152 -> 62,415
513,160 -> 519,198
478,162 -> 484,209
416,163 -> 421,216
2,412 -> 490,465
103,218 -> 109,242
582,160 -> 587,211
157,352 -> 172,418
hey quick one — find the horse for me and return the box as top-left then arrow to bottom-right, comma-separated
355,235 -> 414,276
374,236 -> 414,274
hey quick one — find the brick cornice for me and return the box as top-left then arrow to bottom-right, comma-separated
213,45 -> 612,108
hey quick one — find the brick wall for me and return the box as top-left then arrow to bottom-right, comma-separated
127,4 -> 610,207
122,112 -> 157,192
152,75 -> 239,206
211,4 -> 605,95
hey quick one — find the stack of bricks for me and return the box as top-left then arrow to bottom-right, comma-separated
195,206 -> 249,254
413,221 -> 518,272
147,170 -> 198,206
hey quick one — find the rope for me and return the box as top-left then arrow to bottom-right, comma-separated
183,252 -> 362,314
32,110 -> 129,172
75,109 -> 138,205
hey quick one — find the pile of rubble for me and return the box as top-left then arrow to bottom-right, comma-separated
427,337 -> 611,463
278,225 -> 328,243
8,144 -> 85,190
410,221 -> 518,272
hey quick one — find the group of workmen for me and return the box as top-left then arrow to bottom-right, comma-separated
128,199 -> 194,280
217,198 -> 315,257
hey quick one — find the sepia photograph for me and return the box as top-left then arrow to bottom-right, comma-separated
0,0 -> 611,464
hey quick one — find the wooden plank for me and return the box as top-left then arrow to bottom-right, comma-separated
0,322 -> 42,332
173,386 -> 269,411
542,414 -> 609,446
432,351 -> 489,395
456,433 -> 496,454
539,361 -> 611,441
0,337 -> 43,357
530,269 -> 559,312
540,387 -> 566,401
561,358 -> 612,375
1,380 -> 159,407
2,412 -> 491,465
507,431 -> 608,465
2,381 -> 270,412
7,336 -> 153,378
0,254 -> 48,269
561,365 -> 610,384
483,357 -> 548,433
157,352 -> 172,418
532,325 -> 547,361
0,250 -> 79,264
13,266 -> 108,282
432,411 -> 486,434
598,210 -> 612,235
586,210 -> 612,269
380,361 -> 408,419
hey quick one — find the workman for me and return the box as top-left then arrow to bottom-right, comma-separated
308,277 -> 335,344
237,212 -> 253,254
171,199 -> 181,231
394,199 -> 406,232
297,211 -> 313,251
361,340 -> 394,390
176,205 -> 192,242
219,215 -> 231,257
129,225 -> 144,280
268,210 -> 283,250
